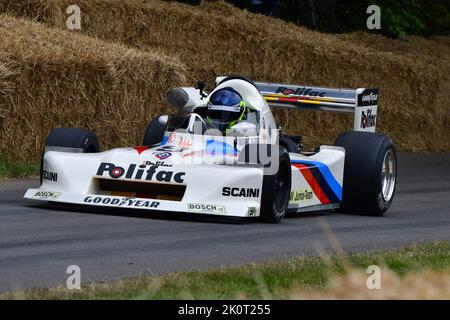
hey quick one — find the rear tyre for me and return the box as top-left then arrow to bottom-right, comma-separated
335,131 -> 397,216
143,116 -> 166,146
41,128 -> 100,184
258,146 -> 292,223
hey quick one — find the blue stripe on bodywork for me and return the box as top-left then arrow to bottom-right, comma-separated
290,159 -> 342,201
205,139 -> 238,155
160,135 -> 169,146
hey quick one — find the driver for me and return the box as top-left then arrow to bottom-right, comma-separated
205,87 -> 247,133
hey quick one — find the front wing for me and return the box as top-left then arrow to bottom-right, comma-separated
24,189 -> 258,218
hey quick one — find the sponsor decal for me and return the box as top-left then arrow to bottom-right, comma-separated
42,170 -> 58,182
168,132 -> 176,143
188,203 -> 226,215
276,86 -> 326,98
83,196 -> 160,208
290,187 -> 314,203
132,146 -> 149,155
153,152 -> 172,160
222,187 -> 260,198
141,160 -> 172,167
362,92 -> 378,103
178,137 -> 192,147
181,150 -> 203,159
357,89 -> 379,106
247,207 -> 257,217
96,162 -> 185,183
291,160 -> 342,204
110,167 -> 125,178
33,191 -> 61,200
360,109 -> 376,129
157,145 -> 184,153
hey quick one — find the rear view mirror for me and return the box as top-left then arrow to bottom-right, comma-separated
166,87 -> 189,110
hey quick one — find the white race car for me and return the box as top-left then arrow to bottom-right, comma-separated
25,76 -> 397,223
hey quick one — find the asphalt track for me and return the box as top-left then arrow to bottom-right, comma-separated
0,153 -> 449,292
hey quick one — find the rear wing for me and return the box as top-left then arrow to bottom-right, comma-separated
215,77 -> 378,132
255,81 -> 378,132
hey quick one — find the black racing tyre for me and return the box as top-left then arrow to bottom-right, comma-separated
260,146 -> 292,223
143,116 -> 166,146
335,131 -> 397,216
40,128 -> 100,184
239,145 -> 292,223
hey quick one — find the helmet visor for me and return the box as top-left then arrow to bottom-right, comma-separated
209,88 -> 242,106
207,107 -> 243,123
207,88 -> 245,131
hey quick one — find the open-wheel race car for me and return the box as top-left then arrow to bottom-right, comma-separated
25,75 -> 397,223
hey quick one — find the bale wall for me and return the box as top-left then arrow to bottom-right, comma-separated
0,14 -> 186,161
0,0 -> 449,152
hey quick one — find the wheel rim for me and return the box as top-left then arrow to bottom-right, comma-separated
274,159 -> 290,211
381,149 -> 396,202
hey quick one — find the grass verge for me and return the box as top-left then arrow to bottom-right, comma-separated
0,158 -> 39,179
1,242 -> 449,299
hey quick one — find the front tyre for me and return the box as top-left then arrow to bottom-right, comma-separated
41,128 -> 100,184
143,115 -> 166,146
335,131 -> 397,216
260,146 -> 292,223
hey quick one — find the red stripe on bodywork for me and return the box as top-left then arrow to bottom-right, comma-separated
279,97 -> 301,103
133,146 -> 149,155
292,164 -> 330,204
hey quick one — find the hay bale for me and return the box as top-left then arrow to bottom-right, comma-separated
0,0 -> 449,151
0,14 -> 186,161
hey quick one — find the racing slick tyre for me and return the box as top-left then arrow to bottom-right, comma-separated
239,145 -> 292,223
261,146 -> 292,223
143,116 -> 166,146
335,131 -> 397,216
40,128 -> 100,184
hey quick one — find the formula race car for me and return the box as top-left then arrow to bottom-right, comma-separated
25,75 -> 397,223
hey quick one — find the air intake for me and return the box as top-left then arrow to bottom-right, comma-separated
96,178 -> 186,201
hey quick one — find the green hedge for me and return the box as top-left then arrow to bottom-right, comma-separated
274,0 -> 449,36
177,0 -> 449,36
